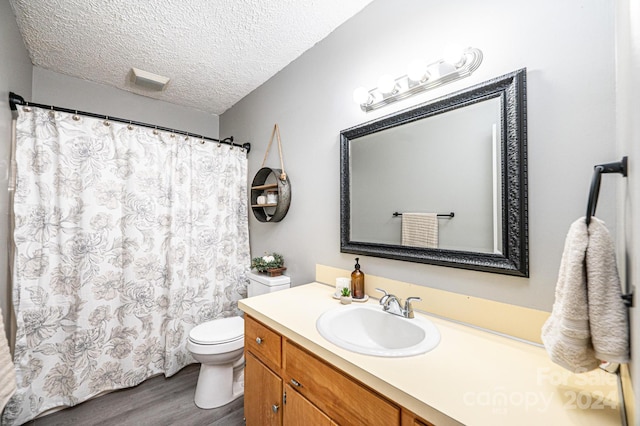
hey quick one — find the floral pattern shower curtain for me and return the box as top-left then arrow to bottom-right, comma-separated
3,106 -> 250,425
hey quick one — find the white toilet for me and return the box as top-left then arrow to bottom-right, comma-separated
187,272 -> 291,409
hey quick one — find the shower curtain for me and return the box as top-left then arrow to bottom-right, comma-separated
2,106 -> 250,425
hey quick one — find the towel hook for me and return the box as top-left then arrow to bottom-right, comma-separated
585,157 -> 627,226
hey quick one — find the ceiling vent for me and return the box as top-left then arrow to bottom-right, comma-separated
130,67 -> 170,91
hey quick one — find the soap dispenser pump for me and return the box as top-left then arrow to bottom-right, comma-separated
351,258 -> 365,299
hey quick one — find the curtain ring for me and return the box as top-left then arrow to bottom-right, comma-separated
170,133 -> 175,138
200,139 -> 205,145
153,126 -> 158,135
23,106 -> 31,112
72,111 -> 80,121
217,142 -> 221,148
185,132 -> 189,141
49,105 -> 55,117
104,116 -> 110,126
230,145 -> 234,150
127,120 -> 133,130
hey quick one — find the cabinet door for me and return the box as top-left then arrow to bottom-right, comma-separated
245,352 -> 282,426
283,384 -> 336,426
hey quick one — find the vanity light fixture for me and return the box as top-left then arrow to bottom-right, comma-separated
352,46 -> 483,112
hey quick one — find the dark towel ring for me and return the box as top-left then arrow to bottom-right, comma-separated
585,157 -> 627,226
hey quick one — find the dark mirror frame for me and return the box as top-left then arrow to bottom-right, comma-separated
340,69 -> 528,277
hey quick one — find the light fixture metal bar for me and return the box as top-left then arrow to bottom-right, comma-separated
360,47 -> 483,112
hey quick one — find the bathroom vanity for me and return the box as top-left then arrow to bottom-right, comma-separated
239,283 -> 622,425
244,315 -> 416,425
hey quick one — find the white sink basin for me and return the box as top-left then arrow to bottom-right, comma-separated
316,304 -> 440,357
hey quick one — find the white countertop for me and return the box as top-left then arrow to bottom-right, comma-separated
239,282 -> 622,426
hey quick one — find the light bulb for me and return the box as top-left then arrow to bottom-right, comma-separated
407,60 -> 427,82
443,44 -> 464,67
377,74 -> 397,94
352,87 -> 371,105
427,64 -> 440,80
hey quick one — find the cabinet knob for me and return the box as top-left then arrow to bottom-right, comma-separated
272,404 -> 279,413
290,378 -> 302,387
256,337 -> 263,345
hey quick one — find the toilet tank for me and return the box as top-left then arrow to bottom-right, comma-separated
247,272 -> 291,297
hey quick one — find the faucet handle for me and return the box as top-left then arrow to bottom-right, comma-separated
375,288 -> 390,305
404,296 -> 422,318
375,288 -> 389,296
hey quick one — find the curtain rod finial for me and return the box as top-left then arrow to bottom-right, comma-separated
9,92 -> 25,112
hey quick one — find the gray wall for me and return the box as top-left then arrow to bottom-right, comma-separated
221,0 -> 617,311
0,0 -> 32,341
32,68 -> 220,139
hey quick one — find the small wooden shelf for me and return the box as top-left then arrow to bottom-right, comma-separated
250,167 -> 291,223
251,183 -> 278,191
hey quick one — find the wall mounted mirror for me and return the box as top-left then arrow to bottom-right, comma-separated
340,69 -> 528,276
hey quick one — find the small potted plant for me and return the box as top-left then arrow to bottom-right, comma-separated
339,287 -> 352,305
251,252 -> 286,276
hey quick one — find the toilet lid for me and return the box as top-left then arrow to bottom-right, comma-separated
189,316 -> 244,345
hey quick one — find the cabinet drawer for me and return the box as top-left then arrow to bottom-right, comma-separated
245,316 -> 282,368
285,341 -> 400,426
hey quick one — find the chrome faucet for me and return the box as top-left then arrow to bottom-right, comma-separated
375,288 -> 422,319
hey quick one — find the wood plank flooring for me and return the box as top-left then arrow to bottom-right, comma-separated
23,364 -> 245,426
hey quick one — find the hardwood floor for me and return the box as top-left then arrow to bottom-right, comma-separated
23,364 -> 245,426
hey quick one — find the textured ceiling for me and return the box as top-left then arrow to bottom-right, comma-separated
9,0 -> 374,115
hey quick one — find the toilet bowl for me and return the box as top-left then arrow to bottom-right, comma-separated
187,316 -> 245,409
187,272 -> 290,409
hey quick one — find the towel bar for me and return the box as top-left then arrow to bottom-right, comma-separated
585,157 -> 627,226
585,156 -> 632,307
392,212 -> 454,218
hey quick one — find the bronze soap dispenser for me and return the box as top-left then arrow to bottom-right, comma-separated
351,258 -> 365,299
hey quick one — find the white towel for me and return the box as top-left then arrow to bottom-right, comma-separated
0,308 -> 16,411
541,217 -> 629,373
401,213 -> 438,248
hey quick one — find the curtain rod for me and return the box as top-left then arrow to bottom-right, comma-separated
8,92 -> 251,153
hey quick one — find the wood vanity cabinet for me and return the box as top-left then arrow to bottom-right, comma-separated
244,316 -> 434,426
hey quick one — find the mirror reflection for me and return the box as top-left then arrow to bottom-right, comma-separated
350,97 -> 503,253
340,69 -> 528,276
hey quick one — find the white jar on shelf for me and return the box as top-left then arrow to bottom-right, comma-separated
266,191 -> 278,204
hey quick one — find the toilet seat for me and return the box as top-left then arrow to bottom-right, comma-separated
189,316 -> 244,345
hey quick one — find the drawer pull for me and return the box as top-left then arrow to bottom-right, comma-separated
272,404 -> 279,413
290,378 -> 302,387
256,337 -> 263,345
